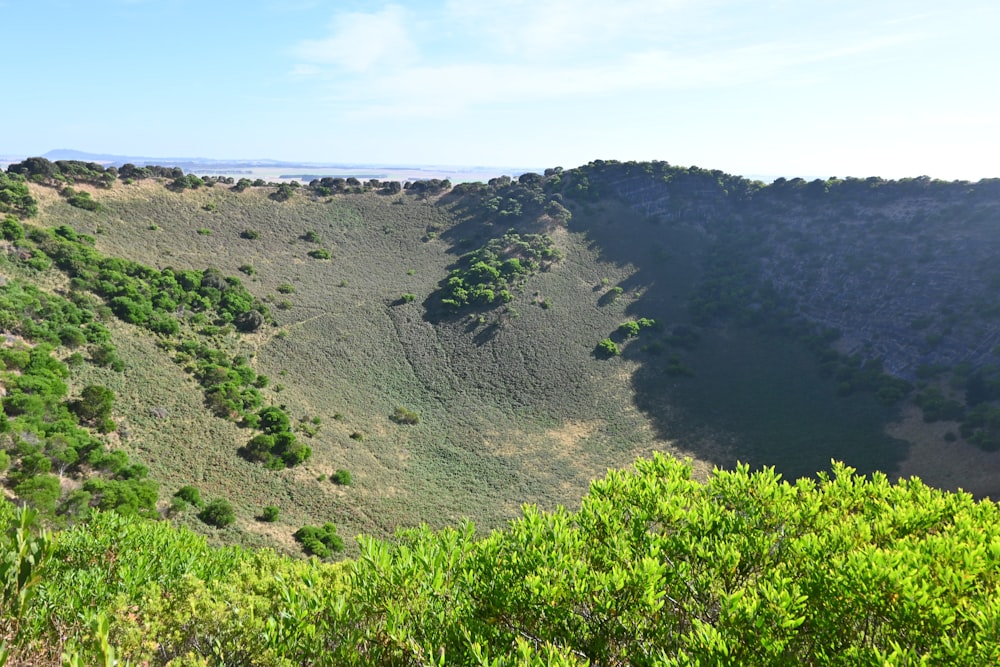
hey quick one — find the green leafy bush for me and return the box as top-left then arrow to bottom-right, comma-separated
618,321 -> 641,338
390,406 -> 420,425
198,498 -> 235,528
0,172 -> 38,217
62,188 -> 102,212
330,469 -> 352,486
617,318 -> 656,338
595,338 -> 619,357
173,485 -> 203,508
1,454 -> 999,664
293,523 -> 344,557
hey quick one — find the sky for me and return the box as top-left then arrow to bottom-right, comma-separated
2,0 -> 999,180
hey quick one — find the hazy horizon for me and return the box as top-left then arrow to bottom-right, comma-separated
4,0 -> 998,184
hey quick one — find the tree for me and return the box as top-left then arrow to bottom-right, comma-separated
14,475 -> 61,515
234,309 -> 265,332
258,406 -> 290,434
270,184 -> 295,202
70,385 -> 115,426
241,434 -> 275,464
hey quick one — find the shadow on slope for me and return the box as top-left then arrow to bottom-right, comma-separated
566,186 -> 910,482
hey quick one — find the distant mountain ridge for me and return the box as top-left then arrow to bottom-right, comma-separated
42,148 -> 329,168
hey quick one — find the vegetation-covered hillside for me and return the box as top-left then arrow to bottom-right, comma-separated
1,155 -> 1000,662
3,156 -> 1000,552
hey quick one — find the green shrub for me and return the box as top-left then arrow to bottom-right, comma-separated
260,505 -> 280,522
90,344 -> 124,372
435,231 -> 560,312
618,321 -> 641,338
307,248 -> 332,260
391,406 -> 420,425
173,485 -> 203,508
596,338 -> 619,358
330,469 -> 352,486
198,498 -> 235,528
1,215 -> 25,241
64,189 -> 102,212
293,522 -> 344,557
258,406 -> 290,434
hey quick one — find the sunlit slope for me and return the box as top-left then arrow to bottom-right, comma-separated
34,183 -> 710,545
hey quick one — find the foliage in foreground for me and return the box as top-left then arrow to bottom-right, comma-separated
1,454 -> 997,665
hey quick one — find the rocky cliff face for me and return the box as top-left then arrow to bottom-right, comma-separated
573,161 -> 1000,379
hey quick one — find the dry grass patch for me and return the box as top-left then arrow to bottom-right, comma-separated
887,405 -> 1000,498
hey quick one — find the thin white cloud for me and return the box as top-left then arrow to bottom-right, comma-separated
290,63 -> 323,79
311,30 -> 917,120
812,33 -> 919,60
290,2 -> 923,122
443,0 -> 706,57
266,1 -> 320,13
292,4 -> 415,73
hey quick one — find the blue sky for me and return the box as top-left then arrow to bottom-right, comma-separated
3,1 -> 998,180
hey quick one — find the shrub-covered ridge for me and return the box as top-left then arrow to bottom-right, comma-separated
1,453 -> 997,664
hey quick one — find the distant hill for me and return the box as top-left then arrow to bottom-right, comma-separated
37,148 -> 531,183
42,148 -> 312,168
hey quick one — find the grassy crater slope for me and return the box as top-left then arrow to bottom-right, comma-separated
31,181 -> 697,547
